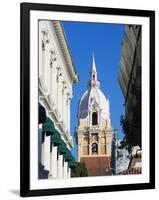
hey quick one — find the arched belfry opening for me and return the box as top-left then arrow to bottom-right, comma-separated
92,112 -> 98,125
92,142 -> 98,155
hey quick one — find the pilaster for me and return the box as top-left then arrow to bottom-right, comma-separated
43,133 -> 50,172
51,144 -> 58,179
57,154 -> 63,179
63,161 -> 68,178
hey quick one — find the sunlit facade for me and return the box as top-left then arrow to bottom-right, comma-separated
38,20 -> 78,179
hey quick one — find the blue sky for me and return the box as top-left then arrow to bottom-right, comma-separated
62,21 -> 125,160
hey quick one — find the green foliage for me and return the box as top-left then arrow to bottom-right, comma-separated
71,162 -> 88,177
119,115 -> 132,153
118,137 -> 132,153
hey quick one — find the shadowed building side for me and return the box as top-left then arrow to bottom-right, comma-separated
118,25 -> 141,148
118,25 -> 142,175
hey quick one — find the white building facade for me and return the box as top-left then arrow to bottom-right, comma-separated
38,20 -> 78,179
115,140 -> 130,174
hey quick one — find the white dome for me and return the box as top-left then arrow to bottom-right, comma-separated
79,87 -> 109,119
78,53 -> 110,128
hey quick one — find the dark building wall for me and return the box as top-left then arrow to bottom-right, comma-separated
118,25 -> 141,147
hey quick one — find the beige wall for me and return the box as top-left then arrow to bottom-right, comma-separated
77,129 -> 112,162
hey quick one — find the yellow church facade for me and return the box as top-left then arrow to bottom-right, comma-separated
76,54 -> 114,176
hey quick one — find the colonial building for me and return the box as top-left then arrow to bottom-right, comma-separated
110,131 -> 130,175
38,20 -> 79,179
118,146 -> 142,175
76,54 -> 115,176
118,25 -> 142,175
118,25 -> 141,147
111,129 -> 118,175
115,140 -> 130,174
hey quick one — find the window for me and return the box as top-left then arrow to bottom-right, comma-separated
92,112 -> 98,125
93,74 -> 95,80
92,143 -> 98,155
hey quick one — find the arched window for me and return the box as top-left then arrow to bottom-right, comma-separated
92,112 -> 98,125
92,143 -> 98,155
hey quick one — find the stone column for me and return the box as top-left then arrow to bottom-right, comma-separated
49,144 -> 52,179
41,132 -> 45,166
51,143 -> 58,179
68,167 -> 71,178
57,154 -> 63,179
43,133 -> 50,172
63,161 -> 68,179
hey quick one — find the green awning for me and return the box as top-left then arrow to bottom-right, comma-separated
57,140 -> 67,154
42,118 -> 54,135
51,129 -> 61,145
66,152 -> 77,168
68,160 -> 77,168
39,103 -> 46,124
64,149 -> 72,161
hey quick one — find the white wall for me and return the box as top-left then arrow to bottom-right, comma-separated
0,0 -> 158,199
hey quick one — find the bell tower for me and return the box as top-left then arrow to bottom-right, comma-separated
76,54 -> 114,176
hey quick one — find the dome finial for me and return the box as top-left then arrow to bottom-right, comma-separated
90,52 -> 97,81
91,52 -> 97,74
88,52 -> 100,88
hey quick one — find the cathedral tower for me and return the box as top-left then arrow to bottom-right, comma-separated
76,54 -> 113,176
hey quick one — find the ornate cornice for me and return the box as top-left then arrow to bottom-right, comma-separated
51,21 -> 79,83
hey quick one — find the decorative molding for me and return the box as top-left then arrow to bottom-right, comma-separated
50,50 -> 56,68
41,30 -> 49,51
52,21 -> 79,83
